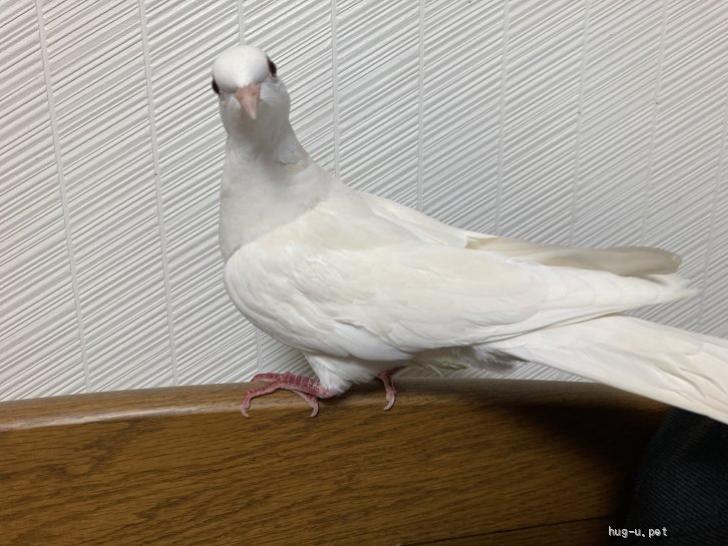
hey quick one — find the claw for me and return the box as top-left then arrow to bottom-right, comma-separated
241,382 -> 279,417
291,390 -> 320,417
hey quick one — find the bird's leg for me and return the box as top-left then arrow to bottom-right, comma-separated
242,372 -> 335,417
376,367 -> 405,411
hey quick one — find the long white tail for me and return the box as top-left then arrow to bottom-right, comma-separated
489,316 -> 728,425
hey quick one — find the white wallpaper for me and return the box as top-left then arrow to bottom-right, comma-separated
2,0 -> 728,400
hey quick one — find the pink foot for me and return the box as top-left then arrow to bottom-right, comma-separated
242,372 -> 335,417
377,367 -> 404,411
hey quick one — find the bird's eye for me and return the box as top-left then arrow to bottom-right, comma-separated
267,57 -> 277,78
211,79 -> 220,95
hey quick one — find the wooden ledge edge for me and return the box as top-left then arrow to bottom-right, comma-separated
0,378 -> 667,432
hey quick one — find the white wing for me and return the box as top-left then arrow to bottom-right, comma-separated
224,190 -> 693,361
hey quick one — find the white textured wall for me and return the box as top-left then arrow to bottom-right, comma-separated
2,0 -> 728,400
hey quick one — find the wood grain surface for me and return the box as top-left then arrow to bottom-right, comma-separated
0,379 -> 667,545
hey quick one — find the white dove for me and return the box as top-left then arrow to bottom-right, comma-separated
213,44 -> 728,423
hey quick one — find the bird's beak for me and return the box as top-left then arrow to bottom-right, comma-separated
235,84 -> 260,120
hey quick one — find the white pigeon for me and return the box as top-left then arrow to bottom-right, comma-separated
212,44 -> 728,423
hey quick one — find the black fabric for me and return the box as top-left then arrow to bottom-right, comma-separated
618,409 -> 728,545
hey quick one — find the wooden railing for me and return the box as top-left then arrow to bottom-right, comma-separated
0,379 -> 667,545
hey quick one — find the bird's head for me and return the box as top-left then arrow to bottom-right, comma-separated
211,44 -> 290,137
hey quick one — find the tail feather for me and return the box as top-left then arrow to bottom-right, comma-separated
488,316 -> 728,425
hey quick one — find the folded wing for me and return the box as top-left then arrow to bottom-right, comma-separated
225,206 -> 693,361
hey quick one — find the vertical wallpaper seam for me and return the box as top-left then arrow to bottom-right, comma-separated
493,0 -> 513,235
33,0 -> 91,391
567,0 -> 594,244
238,0 -> 246,43
136,0 -> 179,384
255,329 -> 263,372
330,0 -> 340,179
639,0 -> 670,244
695,53 -> 728,330
415,0 -> 425,212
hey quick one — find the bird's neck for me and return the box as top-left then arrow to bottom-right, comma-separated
224,112 -> 305,164
218,119 -> 335,258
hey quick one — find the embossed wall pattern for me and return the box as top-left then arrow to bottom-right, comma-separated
2,0 -> 727,399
